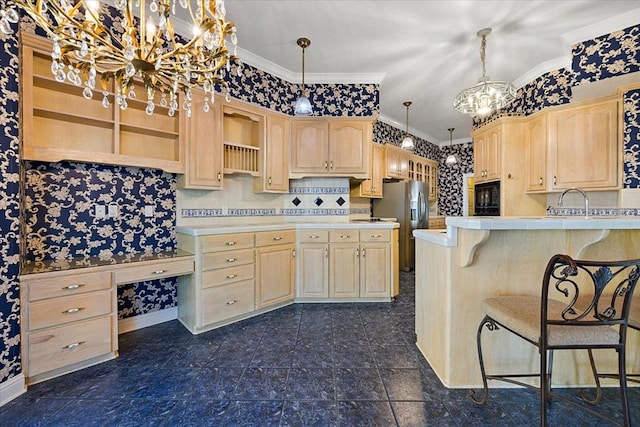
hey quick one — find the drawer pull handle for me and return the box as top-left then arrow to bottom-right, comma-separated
226,274 -> 236,279
62,284 -> 85,290
340,235 -> 350,239
273,236 -> 282,241
63,341 -> 85,350
227,300 -> 237,305
371,234 -> 382,238
226,258 -> 236,262
310,235 -> 319,239
226,241 -> 236,246
62,307 -> 84,314
153,270 -> 167,275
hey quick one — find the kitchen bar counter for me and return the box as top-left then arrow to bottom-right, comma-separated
413,216 -> 640,388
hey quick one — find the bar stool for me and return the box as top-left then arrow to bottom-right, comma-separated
469,254 -> 640,426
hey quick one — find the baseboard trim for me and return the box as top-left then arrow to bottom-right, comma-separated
0,374 -> 27,406
118,307 -> 178,334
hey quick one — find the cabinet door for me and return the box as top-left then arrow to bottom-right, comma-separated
385,144 -> 409,179
328,121 -> 371,177
484,127 -> 501,181
525,114 -> 548,192
329,243 -> 360,298
425,159 -> 438,200
180,89 -> 224,189
549,98 -> 618,190
255,243 -> 295,309
256,113 -> 289,193
473,131 -> 486,182
360,242 -> 391,298
356,143 -> 384,198
290,120 -> 329,175
298,243 -> 329,298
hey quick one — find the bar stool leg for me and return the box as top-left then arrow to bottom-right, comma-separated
469,315 -> 493,405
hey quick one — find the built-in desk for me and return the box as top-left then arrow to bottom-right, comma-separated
20,250 -> 194,385
413,216 -> 640,388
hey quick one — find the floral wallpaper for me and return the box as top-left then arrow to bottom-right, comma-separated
572,24 -> 640,84
623,89 -> 640,188
437,143 -> 475,216
372,120 -> 439,160
0,21 -> 22,386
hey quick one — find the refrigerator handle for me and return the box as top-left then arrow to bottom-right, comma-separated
417,191 -> 423,224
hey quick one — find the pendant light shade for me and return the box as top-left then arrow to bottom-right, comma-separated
294,37 -> 313,116
453,28 -> 516,117
445,128 -> 458,166
400,101 -> 415,150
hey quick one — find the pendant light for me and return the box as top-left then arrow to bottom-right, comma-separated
453,28 -> 516,117
400,101 -> 415,150
294,37 -> 313,116
445,128 -> 458,166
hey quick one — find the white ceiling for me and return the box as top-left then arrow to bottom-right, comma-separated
220,0 -> 640,145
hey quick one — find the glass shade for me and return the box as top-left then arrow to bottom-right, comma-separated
445,154 -> 458,165
401,135 -> 414,150
294,95 -> 313,116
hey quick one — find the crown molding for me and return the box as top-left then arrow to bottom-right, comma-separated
561,7 -> 640,51
513,56 -> 572,89
378,114 -> 438,143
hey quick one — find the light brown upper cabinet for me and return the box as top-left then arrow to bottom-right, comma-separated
21,32 -> 185,173
526,96 -> 619,192
178,89 -> 224,189
353,142 -> 384,198
384,144 -> 410,180
290,118 -> 373,179
254,112 -> 290,193
472,123 -> 501,183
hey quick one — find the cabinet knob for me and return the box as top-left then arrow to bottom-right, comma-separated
62,307 -> 84,314
62,341 -> 85,350
62,284 -> 84,290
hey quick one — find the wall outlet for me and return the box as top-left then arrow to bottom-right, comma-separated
95,204 -> 106,219
108,204 -> 118,218
144,205 -> 154,218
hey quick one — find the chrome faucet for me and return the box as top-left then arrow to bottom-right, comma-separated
557,188 -> 589,218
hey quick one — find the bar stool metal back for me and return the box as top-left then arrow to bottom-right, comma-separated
469,253 -> 640,426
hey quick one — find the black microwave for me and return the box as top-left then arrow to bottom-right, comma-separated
474,181 -> 500,216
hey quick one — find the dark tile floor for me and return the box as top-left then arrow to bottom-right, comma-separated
3,271 -> 639,426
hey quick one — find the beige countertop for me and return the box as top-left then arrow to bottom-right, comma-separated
177,220 -> 400,236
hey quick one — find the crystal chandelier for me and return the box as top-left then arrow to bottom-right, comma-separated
445,127 -> 457,166
0,0 -> 239,117
453,28 -> 516,117
400,101 -> 414,150
294,37 -> 312,116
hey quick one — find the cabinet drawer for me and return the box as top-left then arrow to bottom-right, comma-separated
28,316 -> 113,377
25,271 -> 112,302
203,264 -> 254,288
359,229 -> 391,242
255,230 -> 296,247
201,233 -> 254,252
203,280 -> 255,325
297,229 -> 329,243
29,290 -> 112,330
202,249 -> 254,271
329,230 -> 359,243
114,258 -> 194,284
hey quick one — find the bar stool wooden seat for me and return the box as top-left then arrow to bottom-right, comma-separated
469,254 -> 640,426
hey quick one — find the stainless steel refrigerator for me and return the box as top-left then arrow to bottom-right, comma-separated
372,180 -> 429,271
